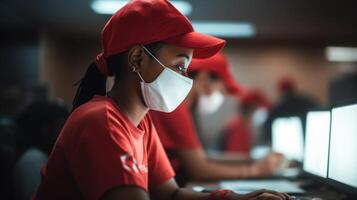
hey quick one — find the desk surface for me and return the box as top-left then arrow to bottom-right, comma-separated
185,179 -> 354,200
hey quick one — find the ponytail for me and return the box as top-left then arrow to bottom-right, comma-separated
72,63 -> 106,111
71,42 -> 165,111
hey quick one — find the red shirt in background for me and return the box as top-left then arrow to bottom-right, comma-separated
224,116 -> 253,155
149,102 -> 202,170
36,96 -> 174,200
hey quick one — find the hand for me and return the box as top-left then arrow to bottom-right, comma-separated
254,153 -> 284,177
226,189 -> 293,200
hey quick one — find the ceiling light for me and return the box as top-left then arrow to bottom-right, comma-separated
326,47 -> 357,62
192,21 -> 256,38
91,0 -> 192,16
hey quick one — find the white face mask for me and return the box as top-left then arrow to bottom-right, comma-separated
197,90 -> 225,115
252,107 -> 269,126
136,46 -> 193,113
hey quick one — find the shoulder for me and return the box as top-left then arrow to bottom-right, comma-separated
72,96 -> 114,120
69,96 -> 129,131
63,97 -> 131,145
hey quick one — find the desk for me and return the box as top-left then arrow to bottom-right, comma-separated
185,179 -> 354,200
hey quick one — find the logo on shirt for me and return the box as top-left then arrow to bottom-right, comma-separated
120,154 -> 148,174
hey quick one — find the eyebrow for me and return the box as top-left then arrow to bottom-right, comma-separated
177,53 -> 190,61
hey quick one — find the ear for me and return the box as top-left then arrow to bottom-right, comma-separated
127,45 -> 144,72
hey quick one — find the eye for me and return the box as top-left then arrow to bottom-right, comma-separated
176,65 -> 186,74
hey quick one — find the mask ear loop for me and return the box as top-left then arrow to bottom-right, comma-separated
132,66 -> 145,82
138,45 -> 168,83
142,45 -> 166,70
136,71 -> 145,82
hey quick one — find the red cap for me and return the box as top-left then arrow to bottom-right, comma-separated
240,89 -> 271,109
188,52 -> 241,95
277,77 -> 296,93
95,0 -> 226,75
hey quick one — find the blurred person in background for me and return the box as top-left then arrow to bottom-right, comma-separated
263,77 -> 318,145
13,100 -> 69,200
329,65 -> 357,105
150,53 -> 283,186
222,89 -> 271,156
0,84 -> 50,200
0,84 -> 26,118
0,117 -> 18,200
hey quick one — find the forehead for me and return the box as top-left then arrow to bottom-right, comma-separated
158,44 -> 194,59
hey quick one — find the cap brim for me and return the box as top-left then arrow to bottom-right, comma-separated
164,32 -> 226,59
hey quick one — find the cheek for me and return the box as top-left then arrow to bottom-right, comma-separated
202,84 -> 215,95
215,81 -> 227,93
141,60 -> 164,83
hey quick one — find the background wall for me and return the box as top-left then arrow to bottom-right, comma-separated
39,33 -> 100,106
225,44 -> 341,105
38,34 -> 346,149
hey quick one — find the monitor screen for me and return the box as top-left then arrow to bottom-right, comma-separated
303,111 -> 331,177
328,104 -> 357,188
272,116 -> 304,162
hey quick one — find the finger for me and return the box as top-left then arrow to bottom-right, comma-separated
258,190 -> 287,200
263,192 -> 285,200
255,193 -> 282,200
279,192 -> 292,200
270,191 -> 291,200
243,189 -> 266,198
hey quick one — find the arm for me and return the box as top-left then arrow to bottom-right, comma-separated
177,149 -> 259,181
101,186 -> 150,200
100,179 -> 209,200
102,178 -> 291,200
176,149 -> 282,181
207,152 -> 253,165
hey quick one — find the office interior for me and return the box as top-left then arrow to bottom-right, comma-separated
1,0 -> 357,200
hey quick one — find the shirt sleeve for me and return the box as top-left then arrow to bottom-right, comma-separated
149,102 -> 202,150
224,117 -> 252,154
67,109 -> 148,200
145,115 -> 175,188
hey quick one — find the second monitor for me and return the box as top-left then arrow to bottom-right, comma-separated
303,110 -> 331,178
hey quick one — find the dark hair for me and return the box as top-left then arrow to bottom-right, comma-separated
72,42 -> 165,111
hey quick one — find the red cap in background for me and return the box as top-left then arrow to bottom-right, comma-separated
277,77 -> 296,94
240,89 -> 271,109
95,0 -> 226,75
188,52 -> 241,95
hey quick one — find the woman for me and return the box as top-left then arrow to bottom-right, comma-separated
36,1 -> 291,200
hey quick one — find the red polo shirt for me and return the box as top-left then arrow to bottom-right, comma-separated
36,95 -> 174,200
149,102 -> 202,170
224,116 -> 253,155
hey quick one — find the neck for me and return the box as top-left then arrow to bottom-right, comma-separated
109,79 -> 148,127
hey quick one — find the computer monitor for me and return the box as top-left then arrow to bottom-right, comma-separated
303,110 -> 331,178
272,116 -> 304,162
328,103 -> 357,189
